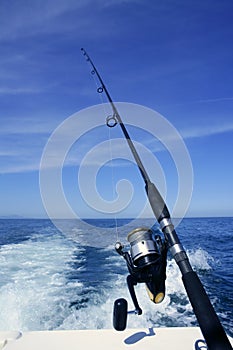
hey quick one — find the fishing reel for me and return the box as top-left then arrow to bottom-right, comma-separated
113,227 -> 168,331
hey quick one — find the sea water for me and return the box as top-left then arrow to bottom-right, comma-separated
0,217 -> 232,336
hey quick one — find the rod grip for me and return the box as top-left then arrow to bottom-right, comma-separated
182,271 -> 232,350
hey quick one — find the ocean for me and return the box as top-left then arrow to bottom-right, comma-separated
0,217 -> 232,336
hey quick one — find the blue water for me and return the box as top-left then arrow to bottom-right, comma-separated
0,217 -> 232,336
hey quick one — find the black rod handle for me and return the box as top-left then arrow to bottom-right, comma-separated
182,271 -> 232,350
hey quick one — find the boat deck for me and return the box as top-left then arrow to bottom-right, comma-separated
1,327 -> 233,350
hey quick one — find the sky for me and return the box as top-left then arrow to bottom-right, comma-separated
0,0 -> 233,220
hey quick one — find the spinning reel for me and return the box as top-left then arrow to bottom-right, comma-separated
113,227 -> 168,331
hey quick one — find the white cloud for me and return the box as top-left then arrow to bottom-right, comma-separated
1,109 -> 233,175
0,0 -> 125,42
0,1 -> 86,40
0,87 -> 44,95
181,122 -> 233,140
190,97 -> 233,104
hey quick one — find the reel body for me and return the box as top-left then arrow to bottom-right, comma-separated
114,227 -> 168,330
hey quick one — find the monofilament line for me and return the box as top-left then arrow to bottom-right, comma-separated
107,125 -> 119,242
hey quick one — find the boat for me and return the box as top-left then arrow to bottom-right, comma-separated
0,327 -> 232,350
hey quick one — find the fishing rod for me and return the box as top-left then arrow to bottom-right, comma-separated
81,48 -> 232,350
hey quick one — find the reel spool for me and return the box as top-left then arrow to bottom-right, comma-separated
127,227 -> 161,267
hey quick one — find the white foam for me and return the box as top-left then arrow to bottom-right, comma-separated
57,255 -> 196,330
0,232 -> 78,331
187,247 -> 213,271
0,229 -> 213,332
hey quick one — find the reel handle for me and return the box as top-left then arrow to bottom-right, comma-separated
127,275 -> 142,315
113,298 -> 128,331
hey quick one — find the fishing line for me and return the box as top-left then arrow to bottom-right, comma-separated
90,59 -> 119,240
107,125 -> 119,242
93,67 -> 119,240
91,67 -> 106,107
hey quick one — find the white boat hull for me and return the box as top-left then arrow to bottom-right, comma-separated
1,327 -> 233,350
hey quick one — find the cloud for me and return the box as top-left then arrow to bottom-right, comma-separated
0,161 -> 41,174
0,87 -> 45,95
0,115 -> 60,135
0,0 -> 130,42
0,0 -> 86,40
1,107 -> 233,175
170,97 -> 233,107
0,115 -> 62,174
181,122 -> 233,140
194,97 -> 233,104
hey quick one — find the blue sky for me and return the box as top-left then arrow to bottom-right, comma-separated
0,0 -> 233,219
